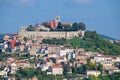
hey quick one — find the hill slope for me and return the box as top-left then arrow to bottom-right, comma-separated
0,34 -> 5,39
99,34 -> 117,40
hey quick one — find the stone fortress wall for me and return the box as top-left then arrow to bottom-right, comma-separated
18,27 -> 84,40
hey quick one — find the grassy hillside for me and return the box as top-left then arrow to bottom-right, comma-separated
66,37 -> 120,55
42,37 -> 120,55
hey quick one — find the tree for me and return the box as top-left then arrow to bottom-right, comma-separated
85,31 -> 99,39
114,62 -> 120,69
63,63 -> 71,75
0,49 -> 2,53
72,67 -> 78,74
97,63 -> 103,71
72,23 -> 79,31
89,75 -> 98,80
57,22 -> 63,30
41,22 -> 51,28
79,22 -> 86,30
23,37 -> 27,42
78,65 -> 86,74
27,25 -> 34,31
0,76 -> 3,80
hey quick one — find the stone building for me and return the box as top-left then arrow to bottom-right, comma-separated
18,27 -> 84,41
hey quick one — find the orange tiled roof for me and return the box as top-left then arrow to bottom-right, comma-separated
52,65 -> 62,68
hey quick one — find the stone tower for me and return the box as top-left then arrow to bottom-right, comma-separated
55,16 -> 60,22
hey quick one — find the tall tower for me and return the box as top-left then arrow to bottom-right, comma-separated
55,16 -> 60,22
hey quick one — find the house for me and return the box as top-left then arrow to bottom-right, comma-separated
19,44 -> 25,52
94,55 -> 114,68
56,57 -> 67,64
101,56 -> 113,68
3,35 -> 10,41
15,60 -> 30,68
10,40 -> 16,48
112,69 -> 120,73
52,65 -> 63,75
32,76 -> 38,80
50,20 -> 58,29
0,70 -> 7,76
87,70 -> 101,76
6,58 -> 15,64
35,24 -> 50,31
76,54 -> 88,60
106,69 -> 120,74
45,59 -> 54,66
62,22 -> 73,27
10,63 -> 17,74
68,52 -> 75,60
94,55 -> 105,63
47,45 -> 60,54
74,59 -> 87,67
29,44 -> 41,55
47,53 -> 59,58
59,48 -> 74,57
40,64 -> 49,71
112,56 -> 120,62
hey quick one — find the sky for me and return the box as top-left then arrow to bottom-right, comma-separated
0,0 -> 120,39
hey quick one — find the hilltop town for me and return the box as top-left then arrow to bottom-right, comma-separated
0,16 -> 120,80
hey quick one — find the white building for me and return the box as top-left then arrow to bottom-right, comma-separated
10,63 -> 17,74
35,25 -> 50,31
94,56 -> 105,63
40,64 -> 49,71
29,44 -> 41,55
52,65 -> 63,75
87,70 -> 101,76
0,70 -> 7,76
59,48 -> 74,57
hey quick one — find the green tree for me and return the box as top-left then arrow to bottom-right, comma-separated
0,76 -> 3,80
0,49 -> 2,53
72,67 -> 78,74
27,25 -> 34,31
85,31 -> 99,39
89,75 -> 98,80
79,22 -> 86,30
57,22 -> 63,30
41,22 -> 51,28
63,63 -> 71,75
97,63 -> 103,71
72,23 -> 79,31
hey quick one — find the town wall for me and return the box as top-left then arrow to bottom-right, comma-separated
18,30 -> 84,40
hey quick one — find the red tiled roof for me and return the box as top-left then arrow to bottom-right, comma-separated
10,40 -> 16,48
52,65 -> 62,68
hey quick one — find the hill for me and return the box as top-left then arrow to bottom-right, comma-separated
99,34 -> 117,40
0,34 -> 5,39
42,31 -> 120,55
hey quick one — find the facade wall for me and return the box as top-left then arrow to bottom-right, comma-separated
87,70 -> 101,76
52,68 -> 63,75
18,30 -> 84,40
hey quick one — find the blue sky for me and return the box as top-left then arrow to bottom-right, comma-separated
0,0 -> 120,39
